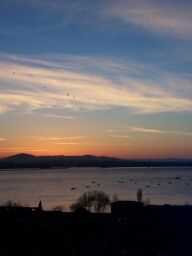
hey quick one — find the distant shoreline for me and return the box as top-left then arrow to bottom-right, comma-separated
0,165 -> 192,171
0,153 -> 191,170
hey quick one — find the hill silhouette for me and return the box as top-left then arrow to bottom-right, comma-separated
4,153 -> 37,164
0,153 -> 191,169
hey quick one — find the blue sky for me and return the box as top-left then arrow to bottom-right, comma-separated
0,0 -> 191,158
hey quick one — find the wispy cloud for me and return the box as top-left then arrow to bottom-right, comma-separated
128,126 -> 164,134
3,0 -> 192,38
125,126 -> 192,136
0,53 -> 191,115
44,114 -> 76,119
9,0 -> 192,38
55,142 -> 128,146
105,126 -> 192,137
27,136 -> 85,141
0,138 -> 6,141
103,0 -> 192,37
170,131 -> 192,136
55,142 -> 80,145
112,135 -> 131,138
105,129 -> 115,133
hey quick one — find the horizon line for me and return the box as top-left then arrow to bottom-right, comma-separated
1,152 -> 192,161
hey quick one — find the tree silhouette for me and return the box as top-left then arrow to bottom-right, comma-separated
71,190 -> 110,213
137,188 -> 143,203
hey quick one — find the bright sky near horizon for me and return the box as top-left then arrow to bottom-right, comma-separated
0,0 -> 192,159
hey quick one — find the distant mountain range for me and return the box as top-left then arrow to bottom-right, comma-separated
0,153 -> 191,169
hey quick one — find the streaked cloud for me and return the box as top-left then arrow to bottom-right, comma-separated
55,142 -> 81,145
44,114 -> 77,119
112,135 -> 131,138
27,136 -> 85,141
56,142 -> 112,146
170,131 -> 192,136
0,54 -> 191,116
0,138 -> 6,141
125,126 -> 192,136
105,126 -> 192,137
9,0 -> 192,38
105,129 -> 115,133
103,0 -> 192,37
128,127 -> 164,134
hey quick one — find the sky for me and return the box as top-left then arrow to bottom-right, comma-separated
0,0 -> 192,159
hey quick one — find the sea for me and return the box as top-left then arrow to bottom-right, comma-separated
0,166 -> 192,210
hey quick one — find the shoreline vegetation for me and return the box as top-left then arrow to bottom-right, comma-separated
0,153 -> 192,169
0,193 -> 192,256
0,188 -> 190,213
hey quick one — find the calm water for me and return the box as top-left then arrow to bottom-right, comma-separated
0,167 -> 192,210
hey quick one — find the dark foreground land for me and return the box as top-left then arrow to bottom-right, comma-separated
0,202 -> 192,256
